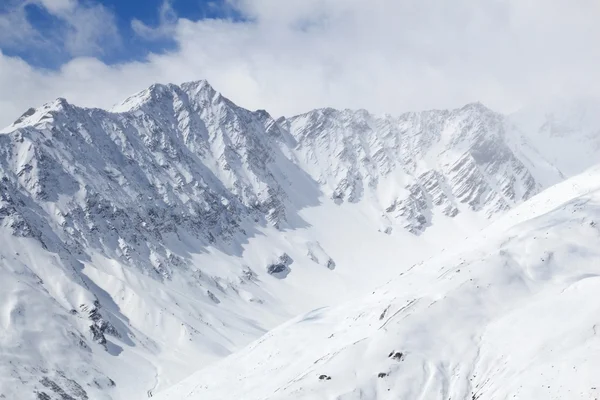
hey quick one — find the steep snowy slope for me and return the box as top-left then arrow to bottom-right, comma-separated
157,164 -> 600,400
1,80 -> 599,400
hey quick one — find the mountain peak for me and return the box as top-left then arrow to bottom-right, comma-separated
2,97 -> 73,132
110,79 -> 220,114
459,101 -> 494,114
180,79 -> 214,93
110,82 -> 174,113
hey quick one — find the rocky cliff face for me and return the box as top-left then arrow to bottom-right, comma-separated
282,102 -> 540,233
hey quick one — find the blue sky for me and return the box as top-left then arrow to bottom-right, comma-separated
0,0 -> 240,69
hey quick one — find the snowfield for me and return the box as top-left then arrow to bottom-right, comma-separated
156,165 -> 600,400
1,80 -> 599,399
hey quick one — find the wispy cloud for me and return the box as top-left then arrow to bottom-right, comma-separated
52,0 -> 121,57
0,0 -> 120,61
131,0 -> 178,40
0,1 -> 56,53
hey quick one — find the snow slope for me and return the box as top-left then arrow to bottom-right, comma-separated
157,164 -> 600,400
1,81 -> 599,399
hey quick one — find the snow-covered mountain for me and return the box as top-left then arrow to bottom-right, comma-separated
0,80 -> 598,400
156,164 -> 600,400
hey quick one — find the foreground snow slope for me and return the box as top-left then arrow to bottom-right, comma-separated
1,80 -> 599,399
157,165 -> 600,400
1,195 -> 481,400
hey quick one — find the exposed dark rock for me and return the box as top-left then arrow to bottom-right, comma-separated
92,377 -> 116,389
326,258 -> 336,270
56,373 -> 88,400
380,306 -> 390,320
267,253 -> 293,279
67,331 -> 90,352
81,301 -> 119,348
267,263 -> 287,274
306,243 -> 336,270
318,374 -> 332,381
207,290 -> 221,304
40,377 -> 76,400
13,107 -> 37,125
90,324 -> 107,346
240,266 -> 258,283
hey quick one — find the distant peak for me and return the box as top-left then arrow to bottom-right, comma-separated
110,79 -> 222,113
110,83 -> 170,113
180,79 -> 213,92
54,97 -> 69,107
179,80 -> 220,102
301,107 -> 339,119
38,97 -> 71,112
460,101 -> 493,114
147,83 -> 170,94
2,97 -> 72,132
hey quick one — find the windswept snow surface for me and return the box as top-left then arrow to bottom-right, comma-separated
157,165 -> 600,400
1,81 -> 600,399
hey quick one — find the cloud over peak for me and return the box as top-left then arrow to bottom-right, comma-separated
0,0 -> 599,128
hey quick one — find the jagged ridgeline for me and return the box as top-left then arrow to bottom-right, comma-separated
3,81 -> 546,250
0,80 -> 596,400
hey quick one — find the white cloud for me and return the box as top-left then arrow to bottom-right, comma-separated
0,0 -> 120,60
1,0 -> 600,128
0,1 -> 57,53
56,1 -> 121,56
131,0 -> 178,40
37,0 -> 76,13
